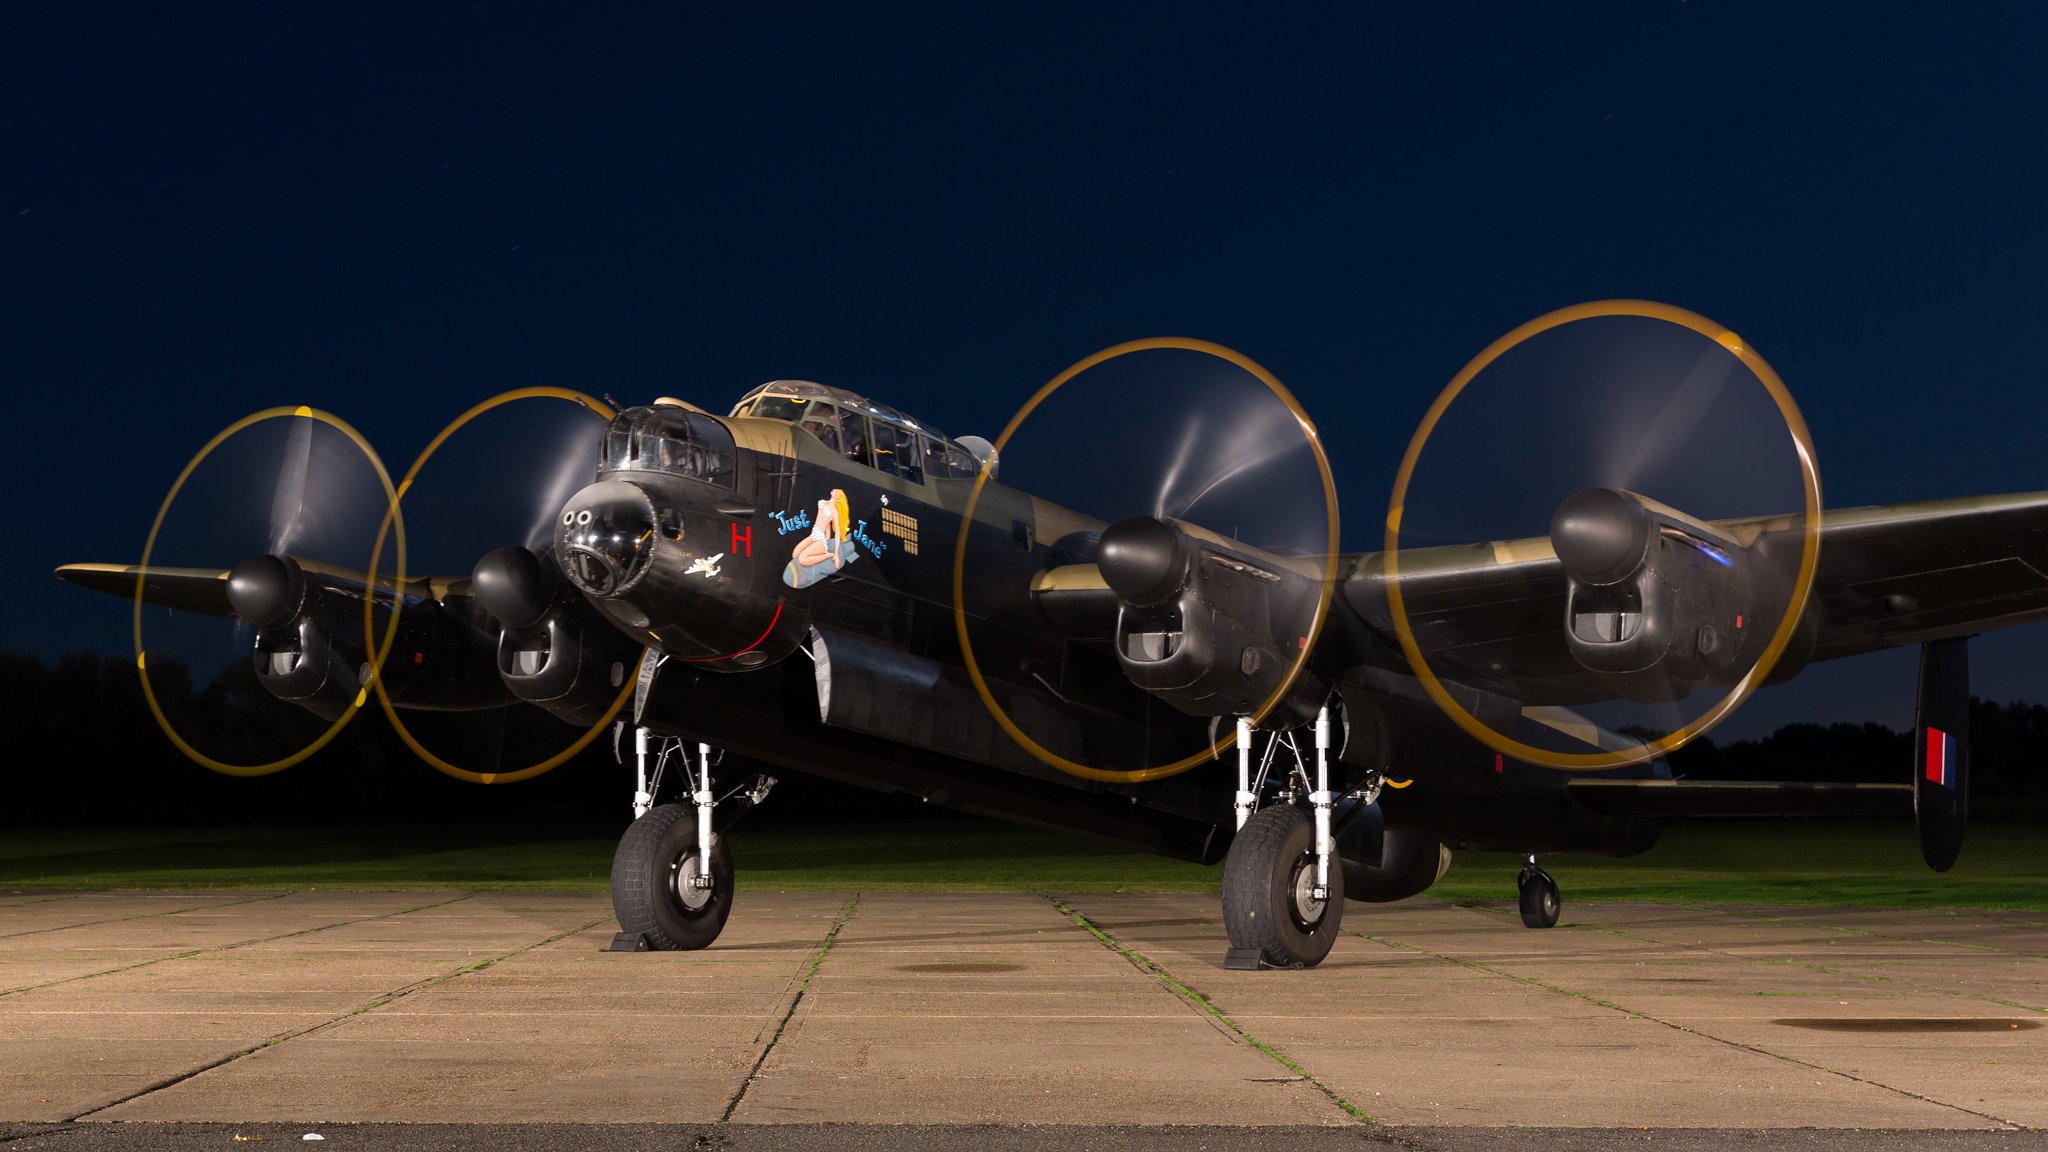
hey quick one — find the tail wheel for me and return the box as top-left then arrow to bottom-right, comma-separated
611,802 -> 733,950
1518,867 -> 1561,929
1223,804 -> 1344,968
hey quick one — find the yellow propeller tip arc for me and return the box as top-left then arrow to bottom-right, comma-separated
293,405 -> 315,418
136,652 -> 146,671
1386,507 -> 1403,533
354,688 -> 367,708
1713,330 -> 1743,354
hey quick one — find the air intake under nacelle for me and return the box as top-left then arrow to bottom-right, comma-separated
493,613 -> 639,727
250,615 -> 362,721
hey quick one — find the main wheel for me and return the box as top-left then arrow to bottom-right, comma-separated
1517,867 -> 1560,929
611,803 -> 734,950
1222,804 -> 1345,968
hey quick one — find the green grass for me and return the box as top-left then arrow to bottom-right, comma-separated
0,816 -> 2043,909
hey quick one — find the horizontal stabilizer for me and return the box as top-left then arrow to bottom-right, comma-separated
1565,779 -> 1912,819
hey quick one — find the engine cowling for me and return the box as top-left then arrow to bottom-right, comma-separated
1551,488 -> 1807,702
1098,516 -> 1327,727
473,545 -> 646,726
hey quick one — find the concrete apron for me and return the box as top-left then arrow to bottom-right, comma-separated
0,891 -> 2041,1129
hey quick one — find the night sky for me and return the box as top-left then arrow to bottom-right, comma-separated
7,3 -> 2047,741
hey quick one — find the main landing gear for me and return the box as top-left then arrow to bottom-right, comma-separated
1222,707 -> 1359,970
609,728 -> 775,952
1517,853 -> 1561,929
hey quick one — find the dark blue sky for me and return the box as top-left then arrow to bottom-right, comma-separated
7,3 -> 2046,739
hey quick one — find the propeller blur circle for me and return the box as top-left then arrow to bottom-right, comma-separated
952,337 -> 1341,784
135,406 -> 405,777
1383,300 -> 1822,771
367,386 -> 641,785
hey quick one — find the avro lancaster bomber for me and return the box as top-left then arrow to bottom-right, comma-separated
60,368 -> 2039,968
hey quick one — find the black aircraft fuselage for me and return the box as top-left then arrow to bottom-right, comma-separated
525,385 -> 1660,882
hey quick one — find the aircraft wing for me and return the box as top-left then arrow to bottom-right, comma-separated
55,556 -> 567,720
55,560 -> 474,616
1343,490 -> 2048,706
1032,491 -> 2048,710
55,562 -> 236,617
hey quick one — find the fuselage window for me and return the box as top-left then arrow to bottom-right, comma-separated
872,422 -> 924,482
746,392 -> 934,482
924,438 -> 979,479
894,429 -> 926,483
751,395 -> 811,423
798,402 -> 844,455
839,412 -> 875,469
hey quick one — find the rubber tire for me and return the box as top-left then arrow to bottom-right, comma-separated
1222,804 -> 1345,968
1518,867 -> 1560,929
611,803 -> 734,950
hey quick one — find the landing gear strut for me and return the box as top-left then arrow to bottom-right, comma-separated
609,729 -> 774,952
1517,854 -> 1560,929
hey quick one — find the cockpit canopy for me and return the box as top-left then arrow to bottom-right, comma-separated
730,379 -> 982,482
599,405 -> 737,487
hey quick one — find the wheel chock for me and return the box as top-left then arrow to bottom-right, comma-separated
605,931 -> 651,953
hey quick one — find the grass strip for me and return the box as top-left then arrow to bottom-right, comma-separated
721,892 -> 861,1123
1050,897 -> 1373,1125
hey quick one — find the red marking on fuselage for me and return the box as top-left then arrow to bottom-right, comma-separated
732,522 -> 752,557
1494,753 -> 1504,774
677,600 -> 785,664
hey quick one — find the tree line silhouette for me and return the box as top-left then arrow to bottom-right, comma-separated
1,650 -> 2042,827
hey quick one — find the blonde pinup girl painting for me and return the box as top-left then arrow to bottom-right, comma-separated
783,488 -> 858,589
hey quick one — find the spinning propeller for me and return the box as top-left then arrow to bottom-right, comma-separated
72,392 -> 634,780
976,304 -> 1818,781
1382,301 -> 1821,768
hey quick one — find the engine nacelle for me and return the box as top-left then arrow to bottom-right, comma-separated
229,553 -> 511,719
475,545 -> 646,726
1099,516 -> 1327,727
1551,488 -> 1799,703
